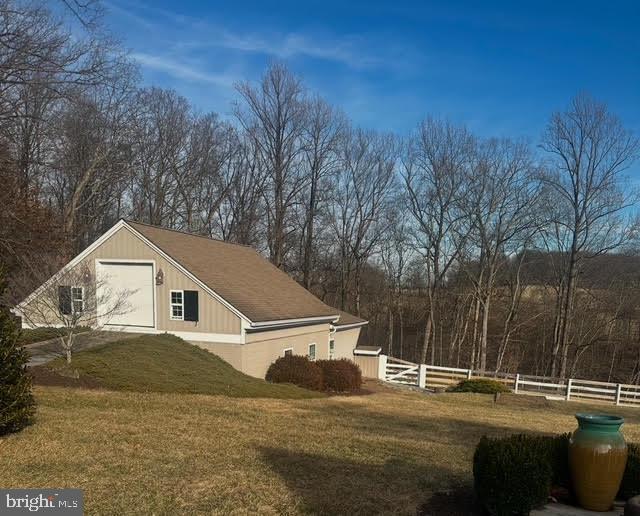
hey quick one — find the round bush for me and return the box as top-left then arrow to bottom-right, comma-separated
265,355 -> 323,391
474,434 -> 552,515
448,378 -> 510,394
317,359 -> 362,393
619,443 -> 640,500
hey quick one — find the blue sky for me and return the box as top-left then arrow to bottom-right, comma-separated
103,0 -> 639,154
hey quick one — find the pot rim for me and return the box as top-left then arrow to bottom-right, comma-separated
575,413 -> 624,426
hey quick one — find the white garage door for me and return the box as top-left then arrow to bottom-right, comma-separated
97,262 -> 155,328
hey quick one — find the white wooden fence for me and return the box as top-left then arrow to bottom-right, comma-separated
379,355 -> 640,408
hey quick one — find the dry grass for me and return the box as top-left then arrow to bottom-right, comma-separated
3,386 -> 640,515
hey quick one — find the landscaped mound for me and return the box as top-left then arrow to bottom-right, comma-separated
316,359 -> 362,392
449,378 -> 509,394
19,326 -> 90,345
36,334 -> 322,399
474,433 -> 639,515
265,355 -> 324,391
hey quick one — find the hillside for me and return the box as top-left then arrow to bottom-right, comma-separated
33,334 -> 322,400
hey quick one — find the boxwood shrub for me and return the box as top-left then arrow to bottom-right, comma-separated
449,378 -> 510,394
474,434 -> 553,515
265,355 -> 323,391
316,359 -> 362,393
619,443 -> 640,500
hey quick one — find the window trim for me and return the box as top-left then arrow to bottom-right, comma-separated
308,342 -> 317,361
283,347 -> 294,357
71,286 -> 84,313
170,289 -> 184,321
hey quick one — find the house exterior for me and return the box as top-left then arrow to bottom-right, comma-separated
15,220 -> 368,378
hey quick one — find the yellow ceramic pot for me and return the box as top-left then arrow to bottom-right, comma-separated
569,414 -> 627,511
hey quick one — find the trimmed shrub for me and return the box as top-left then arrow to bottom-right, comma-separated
317,359 -> 362,393
265,355 -> 323,391
619,443 -> 640,500
449,378 -> 510,394
474,434 -> 556,515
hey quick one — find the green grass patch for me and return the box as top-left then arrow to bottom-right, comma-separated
47,334 -> 323,399
19,326 -> 90,345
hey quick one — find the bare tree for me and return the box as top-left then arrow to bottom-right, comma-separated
298,96 -> 345,289
331,128 -> 397,315
541,94 -> 639,378
402,118 -> 474,364
234,63 -> 307,269
16,263 -> 132,364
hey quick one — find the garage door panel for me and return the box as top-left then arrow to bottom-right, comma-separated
97,262 -> 155,328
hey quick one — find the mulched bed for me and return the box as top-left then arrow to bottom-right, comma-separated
29,365 -> 103,389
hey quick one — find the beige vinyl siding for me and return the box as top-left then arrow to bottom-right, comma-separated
354,355 -> 379,378
192,341 -> 244,371
332,327 -> 362,359
190,324 -> 331,378
23,226 -> 242,335
242,323 -> 330,378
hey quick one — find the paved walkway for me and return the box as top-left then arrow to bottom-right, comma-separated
25,331 -> 141,366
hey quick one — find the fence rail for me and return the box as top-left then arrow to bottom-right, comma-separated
379,355 -> 640,408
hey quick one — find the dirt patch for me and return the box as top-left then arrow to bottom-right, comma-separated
29,365 -> 103,389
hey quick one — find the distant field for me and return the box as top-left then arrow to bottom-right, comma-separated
4,378 -> 640,514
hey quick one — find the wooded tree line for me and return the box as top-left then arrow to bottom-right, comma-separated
2,0 -> 640,382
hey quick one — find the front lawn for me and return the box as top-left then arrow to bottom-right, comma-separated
34,334 -> 322,399
4,386 -> 640,514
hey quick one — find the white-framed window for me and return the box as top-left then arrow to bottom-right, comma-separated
283,348 -> 293,357
170,290 -> 184,320
308,343 -> 316,361
71,287 -> 84,313
329,339 -> 335,359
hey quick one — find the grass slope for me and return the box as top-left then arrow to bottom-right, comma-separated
46,334 -> 322,399
4,388 -> 640,515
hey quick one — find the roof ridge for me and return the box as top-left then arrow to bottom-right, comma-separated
123,219 -> 255,250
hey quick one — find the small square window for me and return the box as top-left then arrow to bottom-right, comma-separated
283,348 -> 293,357
308,343 -> 316,361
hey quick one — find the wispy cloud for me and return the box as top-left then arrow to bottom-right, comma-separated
108,0 -> 387,71
130,52 -> 237,88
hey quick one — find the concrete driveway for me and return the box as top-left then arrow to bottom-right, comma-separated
25,331 -> 141,367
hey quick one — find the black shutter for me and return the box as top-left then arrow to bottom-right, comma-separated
58,286 -> 72,315
184,290 -> 199,322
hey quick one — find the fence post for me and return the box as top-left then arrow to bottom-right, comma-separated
378,354 -> 388,381
616,384 -> 622,406
514,373 -> 520,394
566,378 -> 573,401
467,369 -> 472,380
418,364 -> 427,389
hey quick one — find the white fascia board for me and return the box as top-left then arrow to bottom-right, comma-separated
249,314 -> 340,329
332,321 -> 369,331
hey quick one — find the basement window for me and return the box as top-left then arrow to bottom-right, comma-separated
170,290 -> 184,320
308,343 -> 316,361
